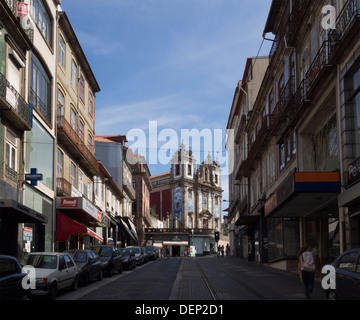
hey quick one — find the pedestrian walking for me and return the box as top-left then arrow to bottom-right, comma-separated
298,244 -> 316,299
226,243 -> 230,256
221,245 -> 224,258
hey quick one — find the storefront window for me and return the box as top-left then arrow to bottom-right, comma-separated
24,184 -> 53,252
267,218 -> 299,261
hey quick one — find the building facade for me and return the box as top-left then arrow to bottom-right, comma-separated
55,9 -> 103,250
226,56 -> 269,260
227,0 -> 360,275
149,143 -> 223,256
131,153 -> 152,245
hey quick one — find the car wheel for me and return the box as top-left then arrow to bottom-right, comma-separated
48,283 -> 58,300
71,276 -> 79,291
97,269 -> 103,281
327,290 -> 338,300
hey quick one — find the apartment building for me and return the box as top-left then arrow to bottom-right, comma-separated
55,9 -> 102,250
95,135 -> 139,247
226,56 -> 269,260
228,0 -> 360,274
131,153 -> 152,245
0,0 -> 65,257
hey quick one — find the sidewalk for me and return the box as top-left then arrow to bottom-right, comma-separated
171,256 -> 326,300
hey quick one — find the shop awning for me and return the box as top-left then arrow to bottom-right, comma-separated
0,199 -> 48,224
56,197 -> 104,227
56,211 -> 103,242
126,217 -> 139,241
235,215 -> 259,227
265,171 -> 341,218
119,217 -> 137,241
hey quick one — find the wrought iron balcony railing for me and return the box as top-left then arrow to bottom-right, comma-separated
335,0 -> 360,37
0,71 -> 32,130
57,115 -> 99,176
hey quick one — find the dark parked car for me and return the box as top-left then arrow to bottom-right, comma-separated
91,245 -> 122,277
145,246 -> 156,261
141,247 -> 149,263
65,250 -> 103,285
0,255 -> 31,300
323,248 -> 360,300
128,246 -> 144,265
119,248 -> 136,270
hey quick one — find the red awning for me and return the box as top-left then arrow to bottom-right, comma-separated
57,211 -> 103,242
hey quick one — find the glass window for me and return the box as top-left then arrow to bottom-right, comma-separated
58,90 -> 64,116
70,162 -> 76,186
71,60 -> 77,88
57,148 -> 63,179
58,255 -> 66,270
32,0 -> 52,44
80,75 -> 85,102
78,171 -> 83,194
59,35 -> 65,68
25,118 -> 54,189
338,252 -> 358,272
5,141 -> 16,171
89,92 -> 94,117
0,259 -> 18,277
70,108 -> 76,131
79,121 -> 84,142
88,134 -> 93,153
64,254 -> 74,268
30,53 -> 51,123
27,254 -> 57,269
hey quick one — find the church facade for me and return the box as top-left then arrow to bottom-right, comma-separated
148,143 -> 223,256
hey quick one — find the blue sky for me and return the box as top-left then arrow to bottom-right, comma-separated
61,0 -> 273,201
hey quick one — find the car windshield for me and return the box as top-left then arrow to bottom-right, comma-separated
120,249 -> 129,255
92,246 -> 112,257
27,255 -> 57,269
146,247 -> 153,252
74,252 -> 87,263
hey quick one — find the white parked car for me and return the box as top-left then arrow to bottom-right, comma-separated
25,252 -> 79,299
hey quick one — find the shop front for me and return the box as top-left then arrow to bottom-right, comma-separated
56,197 -> 104,250
338,156 -> 360,250
265,171 -> 341,273
0,198 -> 48,258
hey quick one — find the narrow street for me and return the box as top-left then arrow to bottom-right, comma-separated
55,256 -> 326,301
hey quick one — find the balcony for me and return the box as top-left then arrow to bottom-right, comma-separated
4,0 -> 34,43
286,0 -> 311,47
57,115 -> 99,176
328,0 -> 360,63
305,41 -> 335,96
0,71 -> 32,131
240,115 -> 270,176
269,76 -> 295,135
56,177 -> 72,197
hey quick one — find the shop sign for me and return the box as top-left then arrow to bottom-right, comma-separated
23,227 -> 33,241
17,2 -> 29,17
60,198 -> 78,208
347,156 -> 360,187
82,197 -> 101,221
